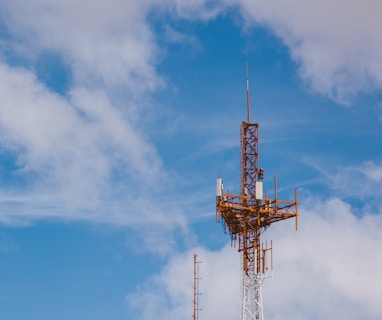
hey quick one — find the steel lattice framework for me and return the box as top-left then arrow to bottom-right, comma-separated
216,67 -> 298,320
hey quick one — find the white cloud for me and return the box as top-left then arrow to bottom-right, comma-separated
164,25 -> 202,53
264,197 -> 382,319
168,0 -> 225,20
129,197 -> 382,319
230,0 -> 382,104
0,0 -> 162,91
308,160 -> 382,205
359,161 -> 382,183
0,61 -> 183,229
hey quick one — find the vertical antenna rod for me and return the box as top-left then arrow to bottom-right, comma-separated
246,63 -> 251,123
193,253 -> 200,320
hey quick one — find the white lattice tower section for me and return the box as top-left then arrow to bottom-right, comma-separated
241,246 -> 272,320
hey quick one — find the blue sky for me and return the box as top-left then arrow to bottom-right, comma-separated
0,1 -> 382,319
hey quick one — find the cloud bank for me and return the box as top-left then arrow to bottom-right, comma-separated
129,196 -> 382,319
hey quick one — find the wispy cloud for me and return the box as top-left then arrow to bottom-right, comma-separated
307,159 -> 382,205
0,0 -> 163,91
164,25 -> 202,51
0,61 -> 180,229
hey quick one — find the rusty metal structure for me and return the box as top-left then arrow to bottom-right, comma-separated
216,65 -> 298,320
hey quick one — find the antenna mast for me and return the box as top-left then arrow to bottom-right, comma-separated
246,63 -> 251,123
216,65 -> 298,320
193,253 -> 201,320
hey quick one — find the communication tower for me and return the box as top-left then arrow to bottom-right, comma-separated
216,65 -> 298,320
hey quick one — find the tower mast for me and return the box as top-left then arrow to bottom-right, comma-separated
193,253 -> 201,320
246,63 -> 251,123
216,65 -> 298,320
